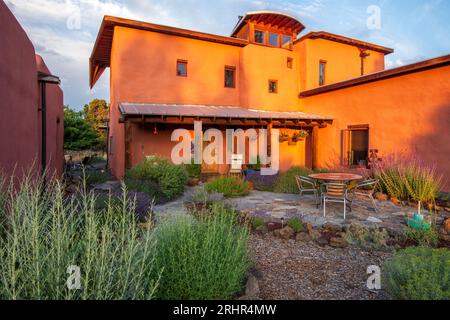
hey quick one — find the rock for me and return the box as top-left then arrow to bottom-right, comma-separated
375,192 -> 388,201
304,222 -> 314,235
443,218 -> 450,234
316,236 -> 329,246
367,217 -> 383,224
273,226 -> 295,240
296,232 -> 311,242
245,275 -> 260,298
390,197 -> 401,205
323,222 -> 343,233
310,230 -> 322,240
266,222 -> 283,232
329,237 -> 348,248
255,225 -> 269,235
93,181 -> 120,192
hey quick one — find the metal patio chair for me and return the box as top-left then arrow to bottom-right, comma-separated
295,176 -> 320,208
322,183 -> 351,220
349,179 -> 379,212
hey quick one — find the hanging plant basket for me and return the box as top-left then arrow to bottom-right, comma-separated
279,133 -> 289,143
291,130 -> 309,142
288,138 -> 297,145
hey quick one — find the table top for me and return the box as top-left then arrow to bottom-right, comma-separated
308,172 -> 364,182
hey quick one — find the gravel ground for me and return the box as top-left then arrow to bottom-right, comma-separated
249,233 -> 393,300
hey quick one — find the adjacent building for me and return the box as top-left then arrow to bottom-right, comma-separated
90,11 -> 450,189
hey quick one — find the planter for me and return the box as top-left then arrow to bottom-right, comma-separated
279,136 -> 289,143
404,212 -> 432,230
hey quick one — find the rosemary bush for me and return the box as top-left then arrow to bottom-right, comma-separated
152,204 -> 250,300
0,176 -> 159,300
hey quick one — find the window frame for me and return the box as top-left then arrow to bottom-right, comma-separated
287,57 -> 293,69
319,60 -> 327,86
224,65 -> 236,88
254,29 -> 266,44
176,59 -> 188,77
268,79 -> 278,94
268,32 -> 279,47
281,35 -> 293,48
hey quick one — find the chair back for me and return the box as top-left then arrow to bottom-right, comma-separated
295,176 -> 315,190
323,183 -> 347,197
357,179 -> 378,191
231,154 -> 243,171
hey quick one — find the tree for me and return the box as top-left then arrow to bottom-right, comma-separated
64,106 -> 100,150
83,99 -> 109,147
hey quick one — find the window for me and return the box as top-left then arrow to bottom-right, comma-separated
281,35 -> 292,48
287,57 -> 293,69
268,33 -> 279,47
177,60 -> 187,77
268,80 -> 278,93
319,61 -> 326,86
224,66 -> 236,88
254,30 -> 265,44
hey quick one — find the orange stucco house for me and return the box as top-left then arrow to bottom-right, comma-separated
89,11 -> 450,189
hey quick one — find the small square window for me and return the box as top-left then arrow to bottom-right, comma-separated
177,60 -> 187,77
224,66 -> 236,88
254,30 -> 265,44
268,80 -> 278,94
268,33 -> 279,47
287,57 -> 293,69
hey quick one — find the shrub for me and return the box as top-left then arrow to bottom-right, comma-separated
383,247 -> 450,300
405,226 -> 439,247
126,156 -> 188,201
184,160 -> 201,178
205,176 -> 251,198
190,187 -> 224,205
375,160 -> 441,209
124,179 -> 166,203
288,218 -> 304,233
152,204 -> 250,299
252,217 -> 265,229
0,176 -> 159,300
273,167 -> 312,194
246,172 -> 278,192
84,170 -> 112,187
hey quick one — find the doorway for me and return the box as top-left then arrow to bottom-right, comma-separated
342,125 -> 369,166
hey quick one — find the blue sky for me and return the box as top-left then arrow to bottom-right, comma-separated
5,0 -> 450,109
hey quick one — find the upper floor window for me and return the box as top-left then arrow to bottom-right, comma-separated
224,66 -> 236,88
281,35 -> 292,48
287,57 -> 293,69
319,61 -> 326,86
268,80 -> 278,94
268,33 -> 279,47
254,30 -> 265,44
177,60 -> 187,77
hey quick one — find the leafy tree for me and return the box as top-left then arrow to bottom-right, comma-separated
83,99 -> 109,147
64,106 -> 99,150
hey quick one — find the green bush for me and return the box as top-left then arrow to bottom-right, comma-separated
287,218 -> 304,233
126,156 -> 188,201
252,217 -> 265,229
152,204 -> 250,299
184,160 -> 201,178
84,170 -> 112,187
405,226 -> 439,247
273,167 -> 312,194
383,247 -> 450,300
205,176 -> 251,198
0,176 -> 159,300
124,179 -> 163,203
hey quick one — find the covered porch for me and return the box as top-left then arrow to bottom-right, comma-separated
118,103 -> 333,173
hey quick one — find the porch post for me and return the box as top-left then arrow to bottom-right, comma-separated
267,122 -> 273,158
311,126 -> 319,169
124,120 -> 132,171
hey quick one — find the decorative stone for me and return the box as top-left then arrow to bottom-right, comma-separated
329,237 -> 348,248
296,232 -> 311,242
273,226 -> 295,240
375,193 -> 388,201
323,222 -> 343,233
255,225 -> 268,235
367,217 -> 383,224
266,222 -> 283,232
443,218 -> 450,234
304,222 -> 314,235
316,236 -> 329,246
390,197 -> 401,205
271,211 -> 286,219
245,275 -> 260,298
310,230 -> 322,240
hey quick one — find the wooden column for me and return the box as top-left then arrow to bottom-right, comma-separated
267,122 -> 273,157
311,126 -> 319,169
124,120 -> 132,171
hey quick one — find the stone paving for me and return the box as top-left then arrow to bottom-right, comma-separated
153,187 -> 428,235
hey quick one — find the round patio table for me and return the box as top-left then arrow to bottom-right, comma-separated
308,173 -> 363,183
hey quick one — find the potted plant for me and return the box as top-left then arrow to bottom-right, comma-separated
279,132 -> 289,143
292,130 -> 309,142
244,156 -> 262,176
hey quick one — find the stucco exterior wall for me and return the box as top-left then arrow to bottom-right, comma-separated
0,2 -> 63,180
294,38 -> 385,91
301,65 -> 450,190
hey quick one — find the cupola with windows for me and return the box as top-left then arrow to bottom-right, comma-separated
231,11 -> 305,49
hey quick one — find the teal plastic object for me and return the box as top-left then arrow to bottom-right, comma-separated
405,217 -> 431,230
